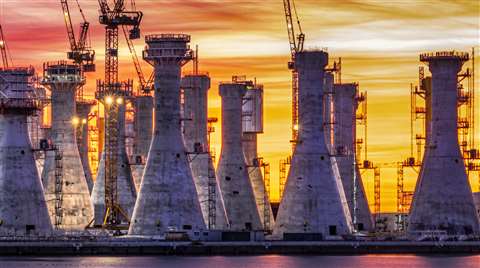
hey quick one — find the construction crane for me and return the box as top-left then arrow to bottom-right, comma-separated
0,24 -> 12,68
122,25 -> 153,95
60,0 -> 95,72
96,0 -> 142,230
283,0 -> 305,150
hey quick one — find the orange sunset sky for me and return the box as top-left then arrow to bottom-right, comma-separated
0,0 -> 479,212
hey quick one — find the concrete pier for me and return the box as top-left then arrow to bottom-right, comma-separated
332,83 -> 373,231
75,99 -> 96,193
129,34 -> 205,237
273,51 -> 352,239
217,82 -> 262,231
40,62 -> 93,231
0,67 -> 52,236
408,51 -> 480,237
131,95 -> 153,190
181,74 -> 229,230
241,83 -> 274,231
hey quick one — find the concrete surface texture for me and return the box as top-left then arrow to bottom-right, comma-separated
40,63 -> 93,231
75,100 -> 95,194
129,34 -> 206,236
181,74 -> 229,230
0,68 -> 52,236
332,83 -> 373,231
408,52 -> 480,236
92,104 -> 137,226
131,95 -> 153,190
273,51 -> 353,238
217,83 -> 262,231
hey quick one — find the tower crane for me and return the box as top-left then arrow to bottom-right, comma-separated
0,24 -> 12,68
282,0 -> 304,150
95,0 -> 142,230
60,0 -> 95,72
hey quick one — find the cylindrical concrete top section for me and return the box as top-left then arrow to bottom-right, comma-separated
420,52 -> 468,76
295,50 -> 329,70
143,34 -> 192,65
42,61 -> 85,86
296,50 -> 329,145
182,75 -> 211,91
242,86 -> 263,134
219,83 -> 247,152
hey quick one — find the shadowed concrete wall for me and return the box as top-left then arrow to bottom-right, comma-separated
332,83 -> 373,231
131,95 -> 153,190
217,83 -> 262,231
182,75 -> 228,230
76,101 -> 95,193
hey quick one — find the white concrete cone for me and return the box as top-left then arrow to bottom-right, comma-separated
129,34 -> 206,236
0,68 -> 52,236
217,83 -> 262,231
182,75 -> 229,230
408,52 -> 480,236
273,51 -> 353,239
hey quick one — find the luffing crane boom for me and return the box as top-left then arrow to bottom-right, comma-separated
60,0 -> 95,72
283,0 -> 304,148
0,24 -> 12,68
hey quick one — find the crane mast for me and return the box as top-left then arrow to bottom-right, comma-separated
283,0 -> 304,150
96,0 -> 142,229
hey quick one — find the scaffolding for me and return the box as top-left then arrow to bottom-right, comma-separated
207,117 -> 218,230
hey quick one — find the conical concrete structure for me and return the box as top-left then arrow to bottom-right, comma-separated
131,95 -> 153,190
408,51 -> 480,236
273,51 -> 352,239
41,62 -> 93,231
0,67 -> 52,236
241,82 -> 275,231
76,99 -> 96,193
129,34 -> 205,236
217,82 -> 262,231
332,83 -> 373,231
182,74 -> 229,230
92,103 -> 137,226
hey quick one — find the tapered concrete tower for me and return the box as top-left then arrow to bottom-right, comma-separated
332,83 -> 373,231
182,74 -> 229,230
41,62 -> 93,230
273,51 -> 352,239
131,95 -> 153,190
76,99 -> 96,193
241,81 -> 275,231
129,34 -> 205,236
92,86 -> 137,226
408,51 -> 480,236
0,67 -> 52,236
217,82 -> 262,231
